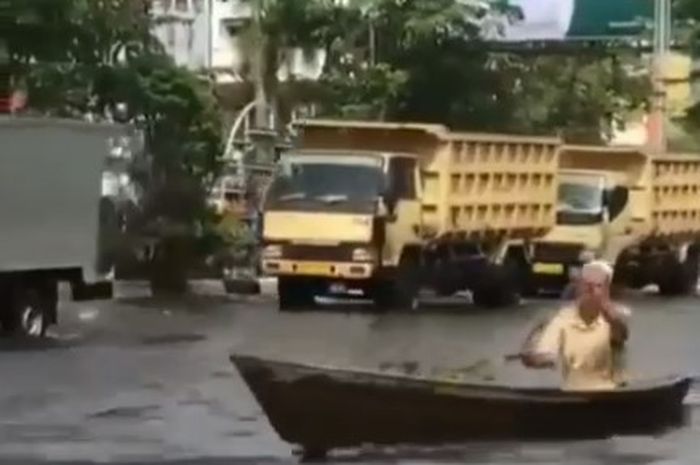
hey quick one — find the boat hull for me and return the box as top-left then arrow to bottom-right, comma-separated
231,355 -> 691,453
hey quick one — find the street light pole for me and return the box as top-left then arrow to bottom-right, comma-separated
648,0 -> 670,154
252,0 -> 269,131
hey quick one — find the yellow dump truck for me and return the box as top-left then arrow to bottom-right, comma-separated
509,145 -> 700,296
260,119 -> 562,310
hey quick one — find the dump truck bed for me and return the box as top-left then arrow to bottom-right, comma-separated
296,120 -> 561,239
651,155 -> 700,238
554,145 -> 700,239
0,116 -> 124,279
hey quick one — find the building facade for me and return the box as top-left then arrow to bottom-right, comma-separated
149,0 -> 326,82
149,0 -> 211,70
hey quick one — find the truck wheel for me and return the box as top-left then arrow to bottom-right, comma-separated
472,263 -> 520,309
278,277 -> 316,311
3,286 -> 54,338
684,249 -> 700,294
658,253 -> 698,296
373,251 -> 420,311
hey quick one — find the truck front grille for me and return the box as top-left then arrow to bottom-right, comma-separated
282,244 -> 355,262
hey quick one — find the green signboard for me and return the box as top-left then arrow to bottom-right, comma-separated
491,0 -> 654,42
567,0 -> 654,39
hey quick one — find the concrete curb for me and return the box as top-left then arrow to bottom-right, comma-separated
104,278 -> 279,299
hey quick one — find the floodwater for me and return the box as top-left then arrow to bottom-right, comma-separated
0,281 -> 699,464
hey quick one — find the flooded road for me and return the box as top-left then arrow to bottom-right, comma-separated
0,281 -> 699,464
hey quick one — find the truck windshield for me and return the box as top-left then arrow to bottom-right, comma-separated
556,181 -> 604,225
264,155 -> 384,213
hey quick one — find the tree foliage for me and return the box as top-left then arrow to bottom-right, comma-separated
237,0 -> 344,118
7,0 -> 159,115
236,0 -> 646,143
674,0 -> 700,148
7,0 -> 225,293
316,0 -> 650,143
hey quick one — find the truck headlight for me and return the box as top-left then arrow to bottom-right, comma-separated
263,244 -> 282,259
352,247 -> 373,262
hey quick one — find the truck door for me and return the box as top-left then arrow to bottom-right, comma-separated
382,157 -> 423,266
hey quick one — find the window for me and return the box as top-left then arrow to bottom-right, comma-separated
166,23 -> 176,47
187,25 -> 194,50
387,157 -> 417,200
175,0 -> 189,12
193,0 -> 204,13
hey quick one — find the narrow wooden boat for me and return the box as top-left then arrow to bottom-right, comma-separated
231,354 -> 692,457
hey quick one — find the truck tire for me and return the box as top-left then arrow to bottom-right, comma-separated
472,263 -> 520,309
373,251 -> 420,311
278,277 -> 316,312
2,283 -> 56,338
658,252 -> 699,296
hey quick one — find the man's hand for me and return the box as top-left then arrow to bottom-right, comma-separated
601,300 -> 630,347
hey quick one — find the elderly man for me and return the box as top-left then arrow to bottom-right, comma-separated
520,260 -> 630,390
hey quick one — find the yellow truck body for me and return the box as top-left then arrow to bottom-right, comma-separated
261,119 -> 562,310
298,120 -> 560,240
518,144 -> 700,296
651,155 -> 700,238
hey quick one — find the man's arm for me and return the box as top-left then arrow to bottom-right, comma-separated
519,315 -> 561,369
603,304 -> 630,348
520,351 -> 556,369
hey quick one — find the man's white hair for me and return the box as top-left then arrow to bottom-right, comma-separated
581,260 -> 614,282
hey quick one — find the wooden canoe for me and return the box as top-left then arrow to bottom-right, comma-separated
230,354 -> 692,457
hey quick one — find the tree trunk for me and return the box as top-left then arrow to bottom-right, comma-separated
149,237 -> 190,296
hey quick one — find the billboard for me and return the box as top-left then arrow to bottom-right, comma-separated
482,0 -> 654,42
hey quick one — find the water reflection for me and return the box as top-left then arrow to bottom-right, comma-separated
316,406 -> 696,464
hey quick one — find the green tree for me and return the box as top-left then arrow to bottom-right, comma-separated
318,0 -> 650,143
239,0 -> 343,129
7,0 -> 158,115
674,0 -> 700,150
112,55 -> 223,294
7,0 -> 225,294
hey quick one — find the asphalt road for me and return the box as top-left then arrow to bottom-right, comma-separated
1,282 -> 700,464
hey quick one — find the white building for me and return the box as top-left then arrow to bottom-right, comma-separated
149,0 -> 212,70
209,0 -> 251,83
149,0 -> 326,83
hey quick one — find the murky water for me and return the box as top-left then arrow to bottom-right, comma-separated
0,284 -> 699,464
232,292 -> 700,464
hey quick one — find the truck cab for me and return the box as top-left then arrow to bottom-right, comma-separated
527,169 -> 631,293
521,145 -> 646,295
261,149 -> 423,309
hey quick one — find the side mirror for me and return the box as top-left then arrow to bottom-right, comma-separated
605,186 -> 629,221
378,190 -> 398,222
383,191 -> 398,216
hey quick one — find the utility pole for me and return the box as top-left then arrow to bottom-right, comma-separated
252,0 -> 268,131
648,0 -> 671,154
